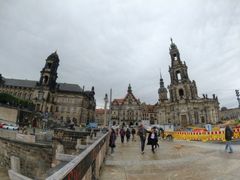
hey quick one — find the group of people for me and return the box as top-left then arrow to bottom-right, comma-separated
119,127 -> 136,143
110,123 -> 236,154
109,124 -> 161,154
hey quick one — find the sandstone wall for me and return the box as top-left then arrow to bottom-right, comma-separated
0,136 -> 53,179
0,106 -> 18,123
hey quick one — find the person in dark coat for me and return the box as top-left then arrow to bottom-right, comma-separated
147,127 -> 158,153
225,125 -> 233,153
120,127 -> 126,143
131,128 -> 136,141
126,128 -> 131,142
137,124 -> 147,154
109,128 -> 116,153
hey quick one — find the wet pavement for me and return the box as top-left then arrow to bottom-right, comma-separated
99,137 -> 240,180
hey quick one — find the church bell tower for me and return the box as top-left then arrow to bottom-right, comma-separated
38,51 -> 59,91
168,39 -> 198,102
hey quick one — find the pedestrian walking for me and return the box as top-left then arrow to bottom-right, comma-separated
137,124 -> 147,154
126,128 -> 131,142
225,125 -> 233,153
147,127 -> 158,153
132,128 -> 136,141
109,128 -> 116,154
154,127 -> 159,148
120,127 -> 126,143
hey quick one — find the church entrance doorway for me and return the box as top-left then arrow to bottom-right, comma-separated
181,114 -> 188,127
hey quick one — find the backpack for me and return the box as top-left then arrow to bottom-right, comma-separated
226,127 -> 233,140
120,129 -> 125,136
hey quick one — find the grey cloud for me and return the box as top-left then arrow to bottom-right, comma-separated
0,0 -> 240,109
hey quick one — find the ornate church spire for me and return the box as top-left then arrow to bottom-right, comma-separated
160,72 -> 165,88
158,73 -> 168,103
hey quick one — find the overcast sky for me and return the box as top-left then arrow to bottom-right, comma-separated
0,0 -> 240,109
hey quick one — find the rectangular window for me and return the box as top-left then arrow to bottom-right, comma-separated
61,106 -> 65,113
67,106 -> 70,113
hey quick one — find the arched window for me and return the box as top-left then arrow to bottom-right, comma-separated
176,71 -> 181,81
179,89 -> 184,98
44,76 -> 49,84
201,116 -> 205,123
173,54 -> 178,60
47,63 -> 52,69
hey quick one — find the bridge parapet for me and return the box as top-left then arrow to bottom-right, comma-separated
46,131 -> 109,180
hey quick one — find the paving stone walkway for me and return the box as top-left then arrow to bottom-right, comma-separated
99,137 -> 240,180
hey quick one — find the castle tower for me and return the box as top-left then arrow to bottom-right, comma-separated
158,73 -> 168,102
38,51 -> 59,91
128,84 -> 132,94
168,39 -> 198,102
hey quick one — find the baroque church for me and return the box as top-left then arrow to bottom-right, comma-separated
110,40 -> 220,127
0,52 -> 96,125
157,39 -> 219,126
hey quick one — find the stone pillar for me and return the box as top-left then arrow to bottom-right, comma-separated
75,138 -> 87,152
96,132 -> 102,137
56,144 -> 64,154
86,136 -> 90,144
10,156 -> 20,173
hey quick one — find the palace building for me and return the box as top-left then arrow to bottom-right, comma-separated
111,84 -> 158,125
111,84 -> 142,125
0,52 -> 96,125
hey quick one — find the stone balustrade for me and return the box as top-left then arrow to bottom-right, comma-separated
46,132 -> 109,180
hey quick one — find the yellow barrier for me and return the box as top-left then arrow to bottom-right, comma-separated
172,128 -> 240,142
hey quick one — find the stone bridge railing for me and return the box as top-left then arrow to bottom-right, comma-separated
46,132 -> 109,180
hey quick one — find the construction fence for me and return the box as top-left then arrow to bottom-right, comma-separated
171,128 -> 240,142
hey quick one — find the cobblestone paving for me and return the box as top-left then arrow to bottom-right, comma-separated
100,137 -> 240,180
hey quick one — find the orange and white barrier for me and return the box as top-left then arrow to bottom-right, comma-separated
172,129 -> 240,142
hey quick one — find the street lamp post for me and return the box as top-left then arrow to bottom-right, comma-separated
236,90 -> 240,108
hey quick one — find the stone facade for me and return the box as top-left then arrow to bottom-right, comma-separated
220,107 -> 240,120
110,85 -> 158,125
156,40 -> 219,126
0,106 -> 18,123
111,84 -> 142,125
95,108 -> 109,126
0,52 -> 96,125
141,104 -> 158,124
